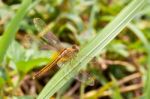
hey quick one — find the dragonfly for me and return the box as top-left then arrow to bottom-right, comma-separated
33,18 -> 94,85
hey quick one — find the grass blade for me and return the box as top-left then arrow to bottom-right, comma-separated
127,23 -> 150,50
0,0 -> 32,63
38,0 -> 146,98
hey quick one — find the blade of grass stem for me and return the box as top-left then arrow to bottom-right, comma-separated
111,76 -> 123,99
0,0 -> 32,64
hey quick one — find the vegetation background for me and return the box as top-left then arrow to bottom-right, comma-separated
0,0 -> 149,99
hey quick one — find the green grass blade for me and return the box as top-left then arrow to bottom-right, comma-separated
111,75 -> 123,99
127,23 -> 150,99
0,0 -> 32,63
38,0 -> 146,98
144,50 -> 150,99
127,23 -> 150,50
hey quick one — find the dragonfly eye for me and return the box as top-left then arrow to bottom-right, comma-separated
72,45 -> 79,52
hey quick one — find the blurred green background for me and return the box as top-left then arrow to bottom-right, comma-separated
0,0 -> 149,99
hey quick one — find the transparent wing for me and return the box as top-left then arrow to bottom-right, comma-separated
33,18 -> 64,51
75,71 -> 95,86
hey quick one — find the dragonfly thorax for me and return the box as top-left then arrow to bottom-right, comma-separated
59,45 -> 79,59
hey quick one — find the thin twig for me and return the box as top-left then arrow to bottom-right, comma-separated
102,83 -> 143,97
84,72 -> 142,98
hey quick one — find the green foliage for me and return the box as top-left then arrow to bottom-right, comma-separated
111,75 -> 123,99
0,0 -> 149,99
6,41 -> 51,74
0,0 -> 32,63
127,23 -> 150,99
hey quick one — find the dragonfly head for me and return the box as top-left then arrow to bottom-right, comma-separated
72,45 -> 79,52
